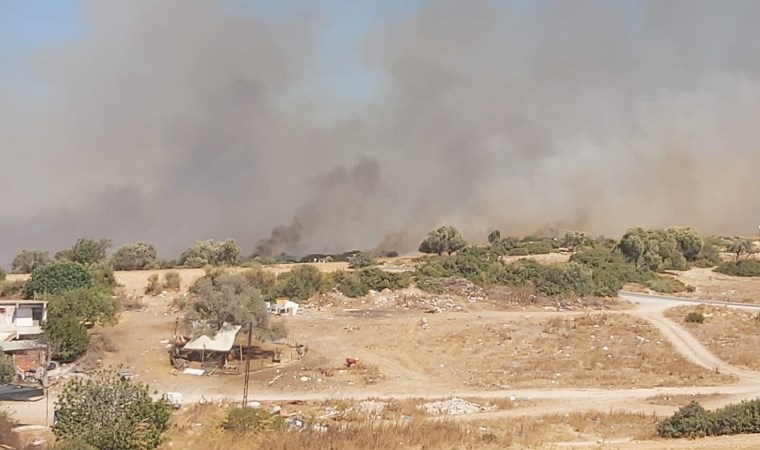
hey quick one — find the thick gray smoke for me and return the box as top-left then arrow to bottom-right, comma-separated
2,0 -> 760,263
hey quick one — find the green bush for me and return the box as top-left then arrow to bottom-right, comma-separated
222,407 -> 283,433
69,239 -> 112,266
522,241 -> 553,255
0,268 -> 4,282
685,312 -> 705,324
145,274 -> 161,295
179,239 -> 240,267
715,259 -> 760,277
658,399 -> 760,439
54,369 -> 170,450
275,265 -> 325,300
50,438 -> 99,450
645,276 -> 687,294
22,261 -> 93,299
506,247 -> 529,256
416,276 -> 444,294
657,401 -> 712,438
42,313 -> 89,362
48,286 -> 120,326
348,251 -> 376,269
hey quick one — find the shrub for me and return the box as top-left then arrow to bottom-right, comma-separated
90,260 -> 117,292
185,273 -> 269,333
416,276 -> 444,294
10,250 -> 51,274
54,369 -> 170,450
0,353 -> 15,384
645,277 -> 687,294
145,274 -> 161,295
42,313 -> 89,362
523,240 -> 553,255
274,265 -> 325,300
0,269 -> 4,282
0,280 -> 25,298
506,247 -> 529,256
418,226 -> 467,255
50,438 -> 99,450
222,407 -> 283,433
111,243 -> 159,271
48,287 -> 120,326
22,261 -> 93,299
657,401 -> 712,438
658,399 -> 760,439
685,311 -> 705,324
163,271 -> 181,291
715,259 -> 760,277
348,252 -> 376,269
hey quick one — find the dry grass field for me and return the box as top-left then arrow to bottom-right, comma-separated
664,305 -> 760,371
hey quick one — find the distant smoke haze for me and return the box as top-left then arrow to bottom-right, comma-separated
2,0 -> 760,263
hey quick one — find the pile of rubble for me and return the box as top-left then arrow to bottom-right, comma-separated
348,400 -> 387,418
444,277 -> 486,302
419,397 -> 496,416
365,288 -> 465,312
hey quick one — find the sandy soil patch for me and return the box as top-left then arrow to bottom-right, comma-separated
664,305 -> 760,371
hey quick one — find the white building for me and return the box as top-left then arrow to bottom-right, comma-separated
0,300 -> 48,341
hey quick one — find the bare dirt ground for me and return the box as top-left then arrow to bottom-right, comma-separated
664,305 -> 760,371
671,267 -> 760,303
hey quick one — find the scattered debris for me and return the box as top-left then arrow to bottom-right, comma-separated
420,397 -> 496,416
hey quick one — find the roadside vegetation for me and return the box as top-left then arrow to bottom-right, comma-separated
658,399 -> 760,439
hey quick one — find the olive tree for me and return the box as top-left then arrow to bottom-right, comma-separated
185,272 -> 268,333
10,250 -> 51,274
419,226 -> 467,256
69,238 -> 112,266
54,369 -> 170,450
179,239 -> 241,267
48,287 -> 120,326
42,314 -> 89,362
728,238 -> 753,261
112,243 -> 159,271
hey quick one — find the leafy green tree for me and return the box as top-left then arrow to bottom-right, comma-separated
10,250 -> 51,274
561,231 -> 590,252
186,273 -> 268,333
179,239 -> 241,267
69,239 -> 112,267
348,252 -> 376,269
112,243 -> 159,271
0,353 -> 15,383
667,227 -> 704,262
22,261 -> 93,299
42,314 -> 89,362
419,226 -> 467,256
487,230 -> 501,245
728,238 -> 753,261
275,265 -> 325,300
657,401 -> 712,438
53,369 -> 170,450
48,287 -> 120,326
617,228 -> 647,267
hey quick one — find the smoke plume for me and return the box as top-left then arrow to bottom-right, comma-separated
2,0 -> 760,263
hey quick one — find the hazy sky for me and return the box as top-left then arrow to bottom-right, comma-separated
2,0 -> 760,264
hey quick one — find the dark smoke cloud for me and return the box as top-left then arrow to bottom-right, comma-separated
2,0 -> 760,264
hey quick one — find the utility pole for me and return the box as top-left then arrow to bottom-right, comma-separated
241,322 -> 253,407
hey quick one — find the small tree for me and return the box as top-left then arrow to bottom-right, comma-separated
22,261 -> 93,299
112,243 -> 159,271
179,239 -> 241,267
186,273 -> 268,333
42,314 -> 89,362
48,287 -> 120,326
728,238 -> 753,261
419,226 -> 467,256
275,265 -> 325,300
10,250 -> 51,274
53,369 -> 170,450
69,238 -> 112,267
562,231 -> 590,252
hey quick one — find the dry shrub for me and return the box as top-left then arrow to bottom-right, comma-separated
145,274 -> 161,295
0,280 -> 26,299
163,271 -> 181,291
89,333 -> 119,353
121,294 -> 145,311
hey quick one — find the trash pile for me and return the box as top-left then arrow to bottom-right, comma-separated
419,397 -> 496,416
